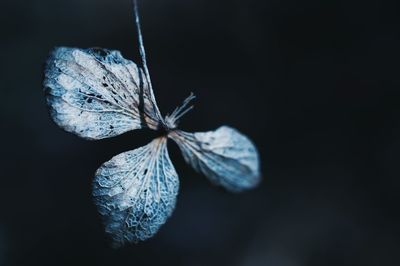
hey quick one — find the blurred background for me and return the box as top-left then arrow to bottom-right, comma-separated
1,0 -> 400,265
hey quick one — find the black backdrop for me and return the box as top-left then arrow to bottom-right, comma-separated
1,0 -> 400,265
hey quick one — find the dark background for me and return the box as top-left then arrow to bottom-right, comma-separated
1,0 -> 400,265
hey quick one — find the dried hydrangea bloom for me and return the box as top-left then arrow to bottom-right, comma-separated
43,0 -> 261,247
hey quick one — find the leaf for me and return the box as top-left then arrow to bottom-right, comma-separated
43,47 -> 162,140
93,137 -> 179,247
169,126 -> 261,192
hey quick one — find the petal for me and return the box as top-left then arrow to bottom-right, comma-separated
93,137 -> 179,246
169,126 -> 260,192
43,47 -> 162,140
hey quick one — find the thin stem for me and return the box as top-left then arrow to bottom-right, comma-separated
170,92 -> 196,121
174,105 -> 194,121
133,0 -> 164,123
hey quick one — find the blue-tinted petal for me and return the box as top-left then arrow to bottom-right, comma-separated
169,126 -> 261,192
43,47 -> 161,140
93,137 -> 179,247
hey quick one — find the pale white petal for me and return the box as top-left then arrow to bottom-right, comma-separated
169,126 -> 261,192
43,47 -> 162,140
93,137 -> 179,246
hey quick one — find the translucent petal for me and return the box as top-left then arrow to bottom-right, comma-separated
43,47 -> 162,140
93,137 -> 179,247
169,126 -> 261,192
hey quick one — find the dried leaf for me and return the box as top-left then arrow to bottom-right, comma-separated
169,126 -> 261,192
93,137 -> 179,246
44,47 -> 162,140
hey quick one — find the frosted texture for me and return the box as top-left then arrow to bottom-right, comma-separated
169,126 -> 261,192
93,137 -> 179,246
43,47 -> 161,140
43,45 -> 262,246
